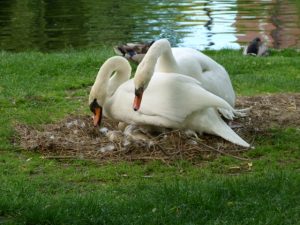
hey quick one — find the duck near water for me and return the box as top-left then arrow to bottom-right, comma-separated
114,41 -> 155,64
243,37 -> 269,56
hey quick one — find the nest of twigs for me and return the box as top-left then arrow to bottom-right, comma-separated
14,94 -> 300,164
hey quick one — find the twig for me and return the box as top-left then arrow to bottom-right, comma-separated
198,142 -> 250,161
41,155 -> 84,160
126,156 -> 169,162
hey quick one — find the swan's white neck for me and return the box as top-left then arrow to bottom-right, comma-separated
89,56 -> 131,105
134,39 -> 178,89
143,39 -> 177,68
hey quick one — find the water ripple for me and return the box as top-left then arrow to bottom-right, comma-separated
0,0 -> 299,51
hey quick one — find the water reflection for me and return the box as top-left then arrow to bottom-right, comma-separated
0,0 -> 299,51
234,0 -> 300,49
179,0 -> 239,50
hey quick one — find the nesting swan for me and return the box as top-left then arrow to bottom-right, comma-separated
89,56 -> 250,147
133,38 -> 236,111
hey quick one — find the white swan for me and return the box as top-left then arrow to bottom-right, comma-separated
89,56 -> 250,147
133,38 -> 236,111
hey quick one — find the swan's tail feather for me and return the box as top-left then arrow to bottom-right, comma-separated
192,109 -> 250,148
209,119 -> 250,148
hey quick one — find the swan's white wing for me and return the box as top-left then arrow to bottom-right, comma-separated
106,79 -> 184,128
171,47 -> 236,106
139,73 -> 235,123
201,69 -> 235,106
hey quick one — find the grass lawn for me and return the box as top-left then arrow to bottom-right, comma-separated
0,48 -> 299,224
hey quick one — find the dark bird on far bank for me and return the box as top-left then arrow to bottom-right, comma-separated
243,37 -> 269,56
114,41 -> 155,64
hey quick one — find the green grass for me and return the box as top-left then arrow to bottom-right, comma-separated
207,49 -> 300,95
0,48 -> 300,224
1,169 -> 299,225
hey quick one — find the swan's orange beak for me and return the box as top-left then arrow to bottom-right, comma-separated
93,107 -> 102,126
133,87 -> 144,111
133,95 -> 143,111
90,99 -> 103,126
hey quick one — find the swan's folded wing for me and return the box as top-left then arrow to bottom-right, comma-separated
140,73 -> 235,123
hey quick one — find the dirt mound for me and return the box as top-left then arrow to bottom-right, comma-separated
14,93 -> 299,164
236,93 -> 299,129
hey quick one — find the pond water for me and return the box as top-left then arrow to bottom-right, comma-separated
0,0 -> 300,51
